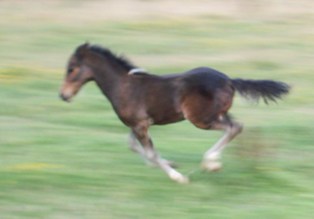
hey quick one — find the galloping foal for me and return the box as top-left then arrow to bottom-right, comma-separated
60,43 -> 290,183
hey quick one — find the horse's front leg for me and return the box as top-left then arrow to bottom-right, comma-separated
131,122 -> 189,184
128,131 -> 147,157
129,131 -> 177,168
128,131 -> 155,166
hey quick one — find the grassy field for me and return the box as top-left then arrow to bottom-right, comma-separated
1,1 -> 314,218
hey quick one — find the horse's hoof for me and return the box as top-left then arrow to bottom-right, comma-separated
202,152 -> 222,172
168,170 -> 189,184
201,160 -> 222,172
174,175 -> 190,184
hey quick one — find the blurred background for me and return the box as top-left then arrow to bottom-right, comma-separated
0,0 -> 313,218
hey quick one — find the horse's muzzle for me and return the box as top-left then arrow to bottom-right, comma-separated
59,92 -> 71,102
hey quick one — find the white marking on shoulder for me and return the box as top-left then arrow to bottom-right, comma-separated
218,114 -> 224,121
128,68 -> 147,75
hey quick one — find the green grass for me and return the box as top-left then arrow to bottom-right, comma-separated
1,1 -> 314,218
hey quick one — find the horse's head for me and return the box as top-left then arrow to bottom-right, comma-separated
60,43 -> 94,102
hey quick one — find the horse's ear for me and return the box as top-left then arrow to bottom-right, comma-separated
75,42 -> 90,56
82,41 -> 90,48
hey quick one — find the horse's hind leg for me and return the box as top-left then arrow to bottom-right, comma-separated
131,121 -> 189,184
202,115 -> 243,171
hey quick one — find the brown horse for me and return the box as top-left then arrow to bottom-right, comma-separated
60,43 -> 290,183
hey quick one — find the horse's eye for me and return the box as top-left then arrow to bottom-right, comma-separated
67,67 -> 74,74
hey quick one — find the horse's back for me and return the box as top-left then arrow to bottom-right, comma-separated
182,67 -> 231,92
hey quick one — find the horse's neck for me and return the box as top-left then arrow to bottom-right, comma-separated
92,61 -> 126,101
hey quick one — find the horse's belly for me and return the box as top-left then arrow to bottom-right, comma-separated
149,108 -> 184,125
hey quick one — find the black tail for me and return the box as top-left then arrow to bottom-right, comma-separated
232,78 -> 290,104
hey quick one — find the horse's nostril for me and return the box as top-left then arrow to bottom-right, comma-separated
59,93 -> 69,102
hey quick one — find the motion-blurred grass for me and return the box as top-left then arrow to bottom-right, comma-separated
1,1 -> 314,218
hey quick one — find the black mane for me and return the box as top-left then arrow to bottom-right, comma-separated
89,45 -> 136,71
